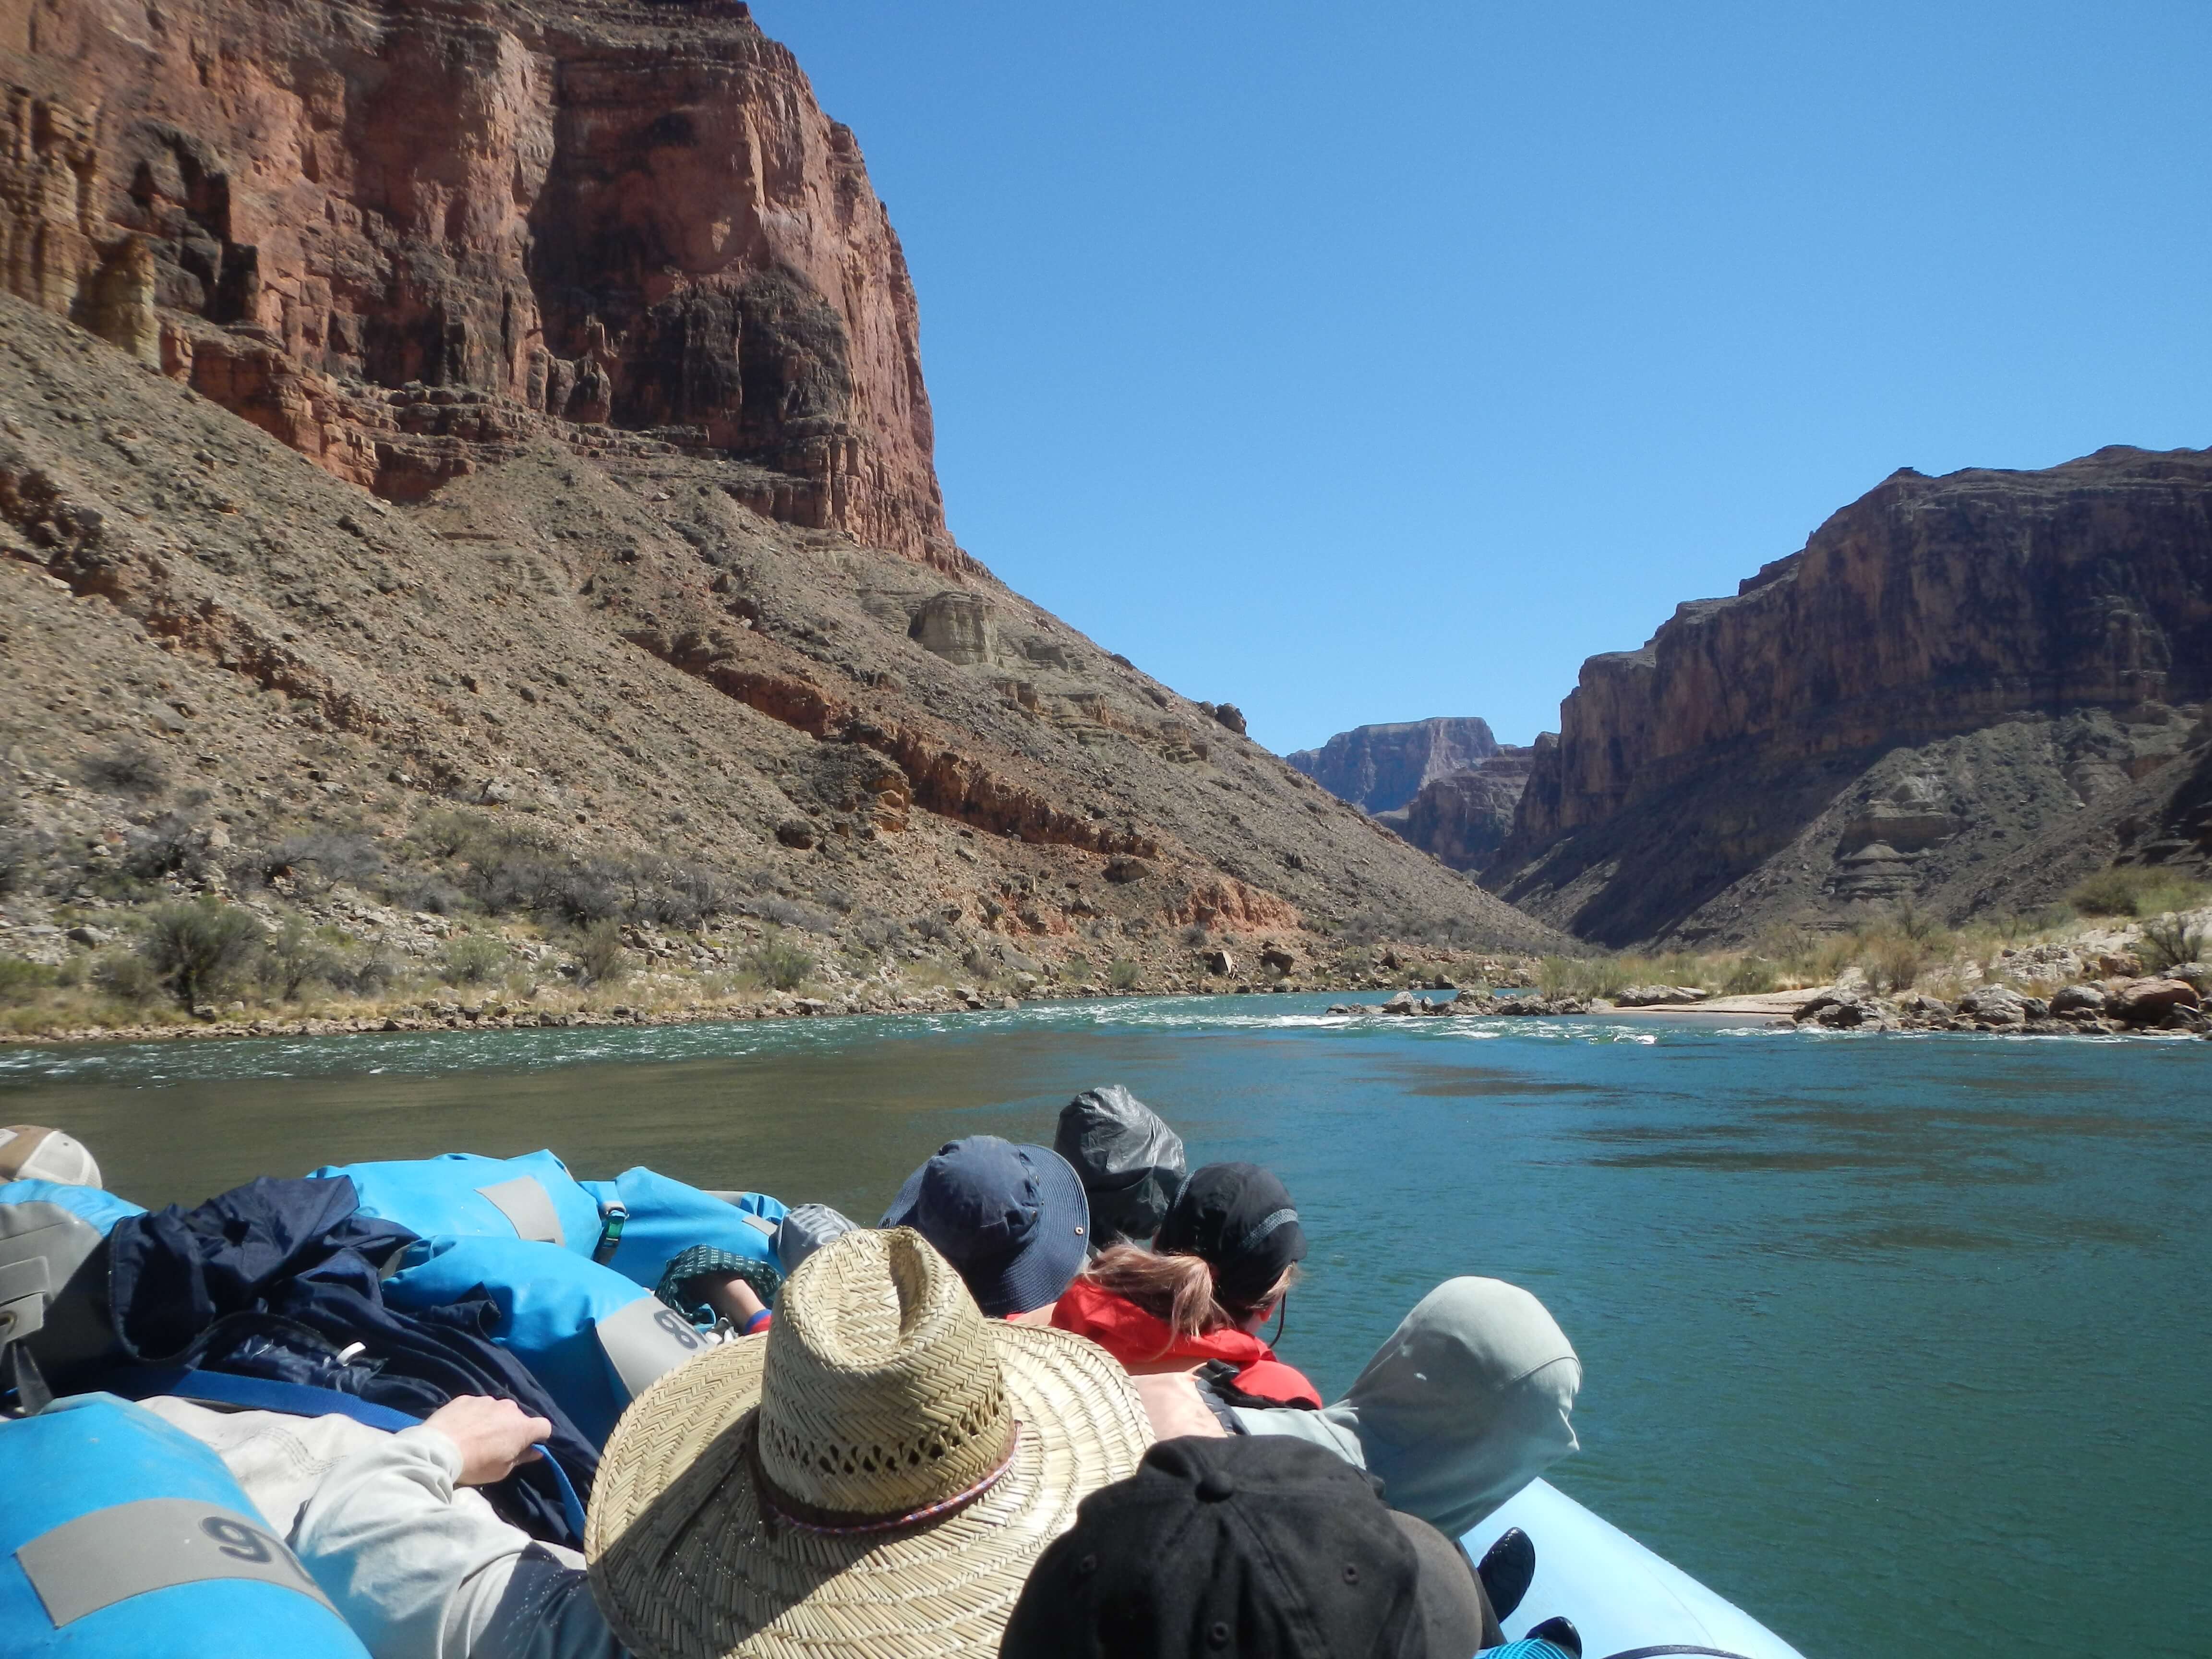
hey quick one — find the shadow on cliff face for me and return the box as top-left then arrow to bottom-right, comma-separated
1489,710 -> 2212,950
1485,744 -> 1879,948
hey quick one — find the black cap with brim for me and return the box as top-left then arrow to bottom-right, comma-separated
1155,1161 -> 1308,1312
1003,1435 -> 1473,1658
879,1136 -> 1092,1317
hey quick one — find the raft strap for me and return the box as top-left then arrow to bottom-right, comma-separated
592,1201 -> 628,1265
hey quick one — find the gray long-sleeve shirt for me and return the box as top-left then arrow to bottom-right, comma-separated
145,1398 -> 622,1659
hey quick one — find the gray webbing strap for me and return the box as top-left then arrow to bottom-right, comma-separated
595,1296 -> 711,1398
474,1176 -> 565,1247
14,1497 -> 337,1626
0,1255 -> 51,1305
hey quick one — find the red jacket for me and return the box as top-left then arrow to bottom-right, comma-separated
1051,1278 -> 1322,1407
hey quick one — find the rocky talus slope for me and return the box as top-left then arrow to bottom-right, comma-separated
1287,717 -> 1499,814
0,0 -> 1558,1032
1485,448 -> 2212,946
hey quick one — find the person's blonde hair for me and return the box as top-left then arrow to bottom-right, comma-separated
1079,1244 -> 1299,1346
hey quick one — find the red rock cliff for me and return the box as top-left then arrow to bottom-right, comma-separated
1,0 -> 966,568
1491,447 -> 2212,942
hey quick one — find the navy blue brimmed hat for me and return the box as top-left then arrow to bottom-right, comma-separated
878,1136 -> 1091,1317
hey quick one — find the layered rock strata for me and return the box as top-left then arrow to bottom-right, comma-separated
2,0 -> 963,567
1488,447 -> 2212,945
1374,747 -> 1535,872
1288,717 -> 1500,814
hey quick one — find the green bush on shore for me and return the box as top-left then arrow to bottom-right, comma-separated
2070,866 -> 2207,919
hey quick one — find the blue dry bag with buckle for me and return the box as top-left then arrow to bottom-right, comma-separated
577,1167 -> 785,1286
0,1393 -> 371,1658
310,1151 -> 602,1257
380,1235 -> 713,1445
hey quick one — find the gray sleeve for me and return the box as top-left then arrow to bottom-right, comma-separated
1228,1404 -> 1368,1468
289,1426 -> 622,1659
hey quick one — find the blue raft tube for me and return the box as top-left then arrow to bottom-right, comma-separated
1463,1479 -> 1806,1659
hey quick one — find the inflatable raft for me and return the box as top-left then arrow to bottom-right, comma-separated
1463,1478 -> 1807,1659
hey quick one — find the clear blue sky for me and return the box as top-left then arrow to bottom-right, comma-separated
756,1 -> 2211,754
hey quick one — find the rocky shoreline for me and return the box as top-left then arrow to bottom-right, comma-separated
1338,973 -> 2212,1036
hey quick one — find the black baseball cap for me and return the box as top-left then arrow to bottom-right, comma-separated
1000,1434 -> 1485,1659
1154,1162 -> 1307,1312
879,1135 -> 1091,1317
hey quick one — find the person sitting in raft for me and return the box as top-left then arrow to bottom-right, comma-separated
1052,1084 -> 1188,1249
124,1227 -> 1152,1659
878,1134 -> 1093,1321
1000,1433 -> 1509,1658
1136,1276 -> 1582,1543
1052,1160 -> 1322,1407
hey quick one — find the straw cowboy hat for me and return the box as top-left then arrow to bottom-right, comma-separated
586,1226 -> 1152,1659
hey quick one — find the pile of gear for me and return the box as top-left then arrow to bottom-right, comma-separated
0,1096 -> 1585,1659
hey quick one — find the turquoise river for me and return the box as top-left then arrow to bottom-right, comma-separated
3,994 -> 2207,1659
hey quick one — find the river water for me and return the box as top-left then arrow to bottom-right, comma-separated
4,995 -> 2207,1659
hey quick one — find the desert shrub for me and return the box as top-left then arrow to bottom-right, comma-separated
261,832 -> 385,894
1061,954 -> 1094,985
2070,866 -> 2207,919
745,933 -> 815,992
2140,915 -> 2209,975
742,896 -> 839,934
1864,935 -> 1927,994
912,910 -> 953,945
852,912 -> 911,955
440,933 -> 511,986
575,919 -> 630,987
626,859 -> 724,930
124,813 -> 213,881
82,744 -> 169,796
413,810 -> 487,860
1722,956 -> 1779,996
1887,900 -> 1946,943
91,948 -> 164,1003
0,833 -> 31,896
1179,922 -> 1210,947
1538,955 -> 1632,999
0,956 -> 58,1004
1108,957 -> 1143,992
263,919 -> 349,1001
1812,932 -> 1862,982
137,899 -> 267,1006
328,952 -> 404,996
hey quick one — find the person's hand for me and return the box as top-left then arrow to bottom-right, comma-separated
697,1272 -> 766,1326
1132,1371 -> 1229,1441
422,1396 -> 552,1486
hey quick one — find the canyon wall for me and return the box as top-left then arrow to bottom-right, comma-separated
1488,447 -> 2212,945
1375,748 -> 1534,873
0,2 -> 1562,1010
0,0 -> 964,566
1287,716 -> 1500,814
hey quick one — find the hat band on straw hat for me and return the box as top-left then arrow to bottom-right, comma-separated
748,1417 -> 1025,1536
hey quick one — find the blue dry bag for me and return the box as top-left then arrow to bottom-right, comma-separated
380,1235 -> 714,1445
0,1393 -> 371,1658
578,1167 -> 785,1286
310,1151 -> 604,1257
